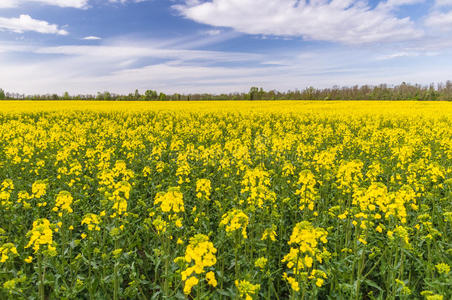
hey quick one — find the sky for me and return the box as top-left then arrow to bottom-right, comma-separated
0,0 -> 452,95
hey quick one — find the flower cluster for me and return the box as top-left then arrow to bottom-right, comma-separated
0,242 -> 18,263
25,218 -> 56,255
32,180 -> 47,199
196,178 -> 211,200
220,209 -> 249,239
261,224 -> 277,242
154,188 -> 185,214
81,213 -> 101,231
336,160 -> 363,194
111,181 -> 131,217
282,221 -> 329,291
0,179 -> 14,209
153,187 -> 184,230
52,190 -> 74,216
295,169 -> 318,211
177,234 -> 217,295
241,168 -> 276,209
98,160 -> 134,217
235,279 -> 260,300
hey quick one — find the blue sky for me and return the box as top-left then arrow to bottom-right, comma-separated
0,0 -> 452,94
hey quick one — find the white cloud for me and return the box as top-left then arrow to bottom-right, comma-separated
174,0 -> 423,44
435,0 -> 452,6
425,10 -> 452,29
1,36 -> 451,95
0,14 -> 68,35
0,0 -> 89,9
83,36 -> 102,40
205,29 -> 222,36
0,0 -> 18,8
108,0 -> 150,4
376,51 -> 439,60
380,0 -> 425,8
34,43 -> 261,62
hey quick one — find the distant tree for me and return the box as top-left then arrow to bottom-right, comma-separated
103,91 -> 112,100
249,87 -> 259,100
144,90 -> 158,101
159,92 -> 166,101
0,88 -> 5,100
134,89 -> 141,101
63,91 -> 70,100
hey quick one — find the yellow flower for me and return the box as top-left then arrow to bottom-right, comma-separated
25,218 -> 54,254
24,256 -> 33,263
183,276 -> 199,295
205,271 -> 217,287
241,168 -> 276,208
152,216 -> 167,235
376,225 -> 383,233
196,179 -> 212,200
220,209 -> 249,239
53,190 -> 73,214
177,234 -> 217,293
254,257 -> 268,269
112,248 -> 123,259
282,221 -> 328,288
154,187 -> 184,213
235,279 -> 260,299
283,273 -> 300,292
316,278 -> 324,287
31,180 -> 47,198
81,213 -> 101,231
435,263 -> 450,275
0,243 -> 18,263
261,225 -> 277,241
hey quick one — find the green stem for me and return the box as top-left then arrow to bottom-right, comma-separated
38,255 -> 45,300
114,237 -> 119,300
88,247 -> 94,299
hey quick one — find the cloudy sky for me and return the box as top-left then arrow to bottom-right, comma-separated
0,0 -> 451,95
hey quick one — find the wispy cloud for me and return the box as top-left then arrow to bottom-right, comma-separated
108,0 -> 151,4
33,43 -> 262,64
0,14 -> 68,35
174,0 -> 424,44
434,0 -> 452,7
425,9 -> 452,29
204,29 -> 222,36
375,51 -> 439,60
0,0 -> 89,9
83,36 -> 102,40
1,35 -> 451,95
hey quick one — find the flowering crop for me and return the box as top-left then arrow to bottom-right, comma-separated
0,100 -> 450,299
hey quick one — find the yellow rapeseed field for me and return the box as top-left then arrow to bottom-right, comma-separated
0,101 -> 451,299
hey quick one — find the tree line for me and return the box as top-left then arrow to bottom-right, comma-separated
1,81 -> 452,101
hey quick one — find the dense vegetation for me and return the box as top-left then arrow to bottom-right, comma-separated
0,101 -> 450,299
1,81 -> 452,101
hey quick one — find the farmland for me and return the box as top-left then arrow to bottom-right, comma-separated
0,101 -> 451,299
